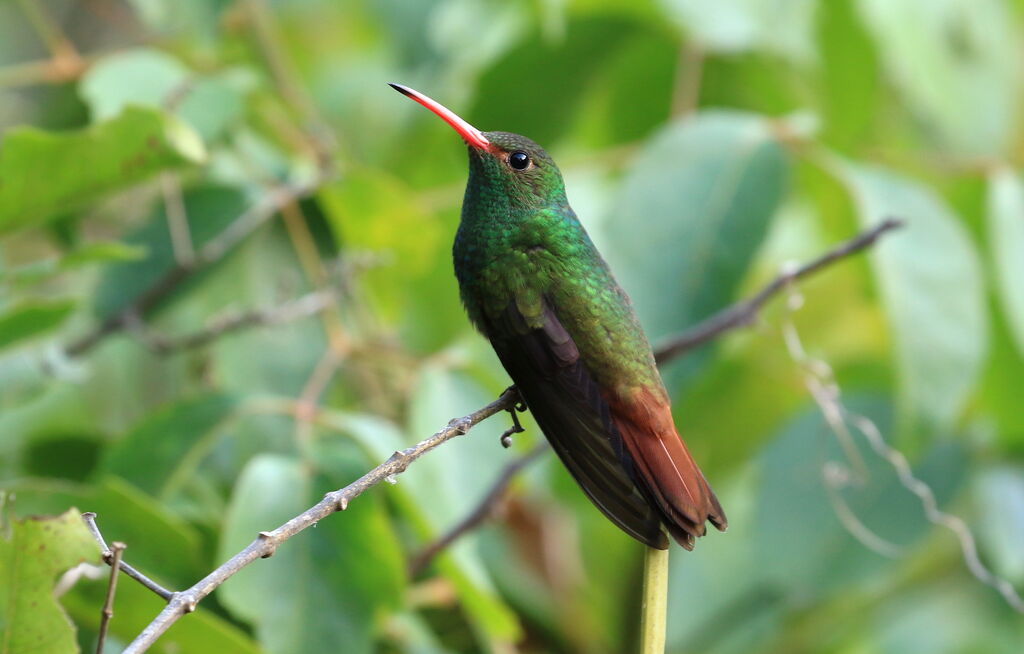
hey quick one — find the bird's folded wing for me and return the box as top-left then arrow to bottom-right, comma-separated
484,297 -> 668,549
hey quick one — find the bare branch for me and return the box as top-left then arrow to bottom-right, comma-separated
118,388 -> 520,653
654,217 -> 904,363
408,442 -> 549,576
96,542 -> 125,654
63,180 -> 322,358
81,512 -> 174,601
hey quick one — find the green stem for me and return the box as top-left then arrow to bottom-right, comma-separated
639,545 -> 669,654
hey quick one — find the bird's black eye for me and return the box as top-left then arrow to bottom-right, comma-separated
508,151 -> 530,170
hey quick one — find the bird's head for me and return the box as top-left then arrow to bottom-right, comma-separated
390,83 -> 567,213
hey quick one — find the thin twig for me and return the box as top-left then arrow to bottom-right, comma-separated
161,174 -> 194,266
119,388 -> 520,654
16,0 -> 82,72
129,288 -> 338,355
278,199 -> 351,353
114,221 -> 904,652
63,179 -> 322,358
80,513 -> 174,601
672,40 -> 705,117
243,0 -> 335,169
293,347 -> 345,446
654,217 -> 904,363
780,285 -> 1024,614
96,542 -> 125,654
408,442 -> 548,576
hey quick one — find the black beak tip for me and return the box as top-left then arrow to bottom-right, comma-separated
388,82 -> 413,97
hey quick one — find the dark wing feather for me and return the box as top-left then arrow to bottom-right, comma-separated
484,298 -> 669,549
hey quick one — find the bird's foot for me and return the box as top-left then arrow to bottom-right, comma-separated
499,386 -> 527,448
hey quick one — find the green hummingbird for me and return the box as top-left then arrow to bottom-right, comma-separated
391,83 -> 726,549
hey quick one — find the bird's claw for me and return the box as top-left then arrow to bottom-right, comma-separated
499,387 -> 527,448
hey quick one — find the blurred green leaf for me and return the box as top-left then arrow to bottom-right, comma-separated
0,298 -> 75,351
838,161 -> 987,429
856,0 -> 1019,154
101,394 -> 238,498
318,397 -> 522,644
754,398 -> 966,595
0,107 -> 205,233
869,581 -> 1024,654
92,185 -> 248,320
599,110 -> 787,396
218,453 -> 403,654
602,111 -> 787,342
816,0 -> 881,150
470,15 -> 658,145
24,434 -> 103,483
62,574 -> 262,654
0,508 -> 97,654
659,0 -> 816,62
987,168 -> 1024,357
81,49 -> 252,142
973,466 -> 1024,586
319,168 -> 465,352
1,241 -> 147,287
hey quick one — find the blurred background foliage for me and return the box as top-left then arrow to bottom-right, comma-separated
1,0 -> 1023,652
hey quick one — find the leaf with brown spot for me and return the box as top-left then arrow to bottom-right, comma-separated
0,509 -> 98,654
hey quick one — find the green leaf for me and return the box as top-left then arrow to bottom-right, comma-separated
317,399 -> 522,644
470,16 -> 654,146
58,241 -> 148,268
987,168 -> 1024,357
602,110 -> 787,340
0,106 -> 205,233
0,508 -> 97,654
754,398 -> 966,595
7,477 -> 206,588
856,0 -> 1019,154
598,110 -> 787,391
81,48 -> 251,142
218,454 -> 403,654
0,299 -> 75,351
659,0 -> 817,62
91,185 -> 248,320
838,161 -> 987,429
100,394 -> 237,498
1,241 -> 147,287
319,168 -> 465,352
815,0 -> 881,150
973,466 -> 1024,586
62,574 -> 262,654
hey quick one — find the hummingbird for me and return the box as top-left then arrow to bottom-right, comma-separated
390,83 -> 726,549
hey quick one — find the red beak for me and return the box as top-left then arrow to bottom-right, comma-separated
389,83 -> 489,150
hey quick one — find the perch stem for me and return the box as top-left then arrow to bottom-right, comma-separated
639,544 -> 669,654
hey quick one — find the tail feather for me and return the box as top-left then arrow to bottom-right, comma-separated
609,388 -> 727,550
